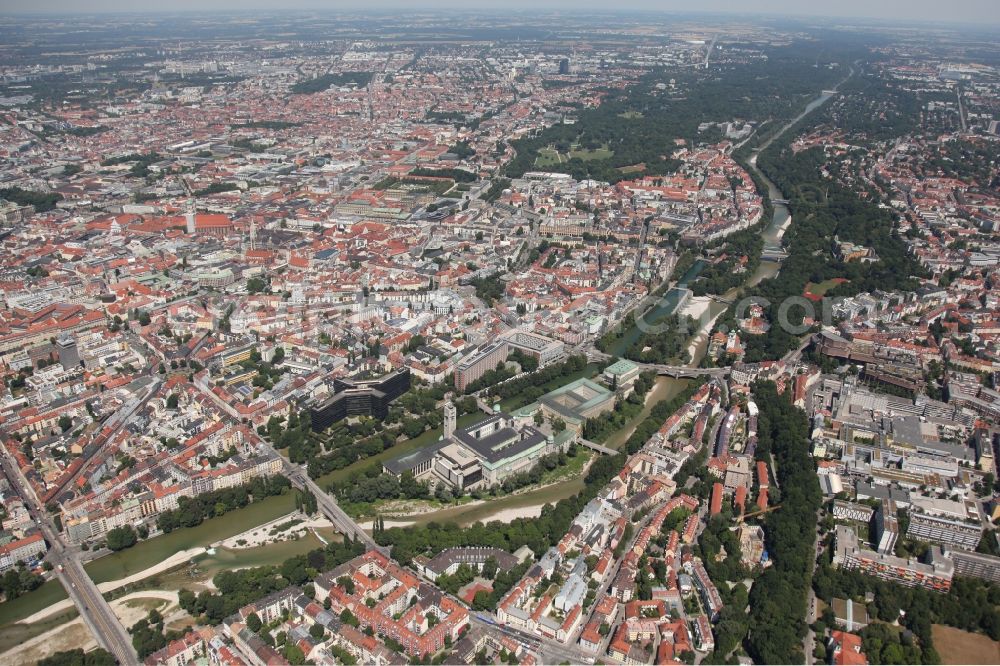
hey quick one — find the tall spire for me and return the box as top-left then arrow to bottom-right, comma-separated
184,199 -> 196,235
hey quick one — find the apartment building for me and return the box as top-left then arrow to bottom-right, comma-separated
64,450 -> 282,544
833,500 -> 875,523
833,525 -> 953,592
874,500 -> 900,555
0,533 -> 47,572
943,548 -> 1000,584
316,550 -> 470,659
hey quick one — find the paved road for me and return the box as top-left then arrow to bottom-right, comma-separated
704,33 -> 720,69
585,347 -> 730,378
956,83 -> 967,132
59,557 -> 135,664
0,451 -> 136,663
284,464 -> 386,554
804,507 -> 825,664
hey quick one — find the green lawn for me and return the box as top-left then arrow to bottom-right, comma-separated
568,145 -> 613,161
535,144 -> 613,167
619,111 -> 644,119
534,148 -> 563,167
618,163 -> 646,174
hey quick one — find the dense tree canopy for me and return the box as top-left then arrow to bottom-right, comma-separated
717,123 -> 926,362
156,475 -> 290,533
37,648 -> 115,666
0,186 -> 63,212
507,43 -> 851,183
105,525 -> 138,551
179,538 -> 366,625
745,381 -> 820,665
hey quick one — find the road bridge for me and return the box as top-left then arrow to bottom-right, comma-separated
0,451 -> 136,664
60,558 -> 136,664
581,347 -> 731,379
283,464 -> 387,555
577,438 -> 618,456
641,364 -> 730,379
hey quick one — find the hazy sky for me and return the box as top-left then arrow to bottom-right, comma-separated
2,0 -> 998,26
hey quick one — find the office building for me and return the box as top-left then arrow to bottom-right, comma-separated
309,368 -> 411,431
906,496 -> 982,550
874,499 -> 899,555
56,334 -> 80,370
454,341 -> 508,392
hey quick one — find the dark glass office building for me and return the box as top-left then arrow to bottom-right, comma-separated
309,368 -> 411,431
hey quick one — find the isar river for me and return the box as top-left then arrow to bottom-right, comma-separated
0,72 -> 862,658
52,82 -> 853,597
401,74 -> 861,527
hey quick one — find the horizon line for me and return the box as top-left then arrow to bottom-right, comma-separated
1,7 -> 998,30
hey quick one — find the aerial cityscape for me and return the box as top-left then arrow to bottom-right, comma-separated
0,3 -> 998,665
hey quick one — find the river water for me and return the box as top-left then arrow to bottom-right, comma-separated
364,81 -> 850,526
595,85 -> 847,439
1,83 -> 860,641
603,258 -> 707,359
375,81 -> 852,526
